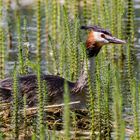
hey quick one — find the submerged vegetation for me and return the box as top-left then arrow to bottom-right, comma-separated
0,0 -> 138,139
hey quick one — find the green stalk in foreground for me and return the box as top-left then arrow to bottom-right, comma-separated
95,56 -> 102,139
103,64 -> 112,140
0,0 -> 4,79
16,12 -> 24,75
131,78 -> 139,139
63,81 -> 70,140
12,66 -> 19,139
113,65 -> 125,140
83,47 -> 95,139
36,0 -> 44,139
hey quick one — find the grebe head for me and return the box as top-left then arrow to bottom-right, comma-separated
81,25 -> 126,56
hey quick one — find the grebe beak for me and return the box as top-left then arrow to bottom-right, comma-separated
106,35 -> 126,44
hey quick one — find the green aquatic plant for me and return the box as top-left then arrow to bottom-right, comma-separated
16,12 -> 24,75
0,0 -> 4,79
23,17 -> 30,74
22,18 -> 29,131
102,64 -> 112,140
126,0 -> 134,42
72,0 -> 78,18
99,0 -> 105,26
83,0 -> 88,25
69,19 -> 79,81
63,81 -> 70,140
91,0 -> 98,25
12,66 -> 19,139
126,0 -> 135,79
37,41 -> 44,139
112,65 -> 125,140
51,0 -> 58,73
130,78 -> 140,139
37,0 -> 41,64
95,56 -> 102,138
45,0 -> 59,74
61,7 -> 72,79
83,47 -> 95,139
36,0 -> 44,139
6,0 -> 12,50
23,93 -> 27,138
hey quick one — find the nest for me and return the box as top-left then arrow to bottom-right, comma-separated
0,102 -> 112,139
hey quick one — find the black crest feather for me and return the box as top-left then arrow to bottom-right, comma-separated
81,25 -> 112,36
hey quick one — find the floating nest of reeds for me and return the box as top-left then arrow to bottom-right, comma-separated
0,102 -> 112,139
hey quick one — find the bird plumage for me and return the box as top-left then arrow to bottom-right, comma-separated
0,25 -> 126,109
0,74 -> 87,109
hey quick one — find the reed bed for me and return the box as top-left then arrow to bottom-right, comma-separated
0,0 -> 137,139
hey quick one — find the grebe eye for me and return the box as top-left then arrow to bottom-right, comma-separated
101,34 -> 105,38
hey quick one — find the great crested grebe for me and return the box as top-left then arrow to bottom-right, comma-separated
0,26 -> 126,109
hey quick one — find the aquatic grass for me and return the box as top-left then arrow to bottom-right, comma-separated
23,93 -> 27,138
102,64 -> 112,139
115,0 -> 124,58
23,17 -> 28,43
32,133 -> 36,140
42,80 -> 47,106
12,66 -> 19,139
91,0 -> 98,25
6,0 -> 12,50
58,7 -> 69,78
130,78 -> 140,139
48,36 -> 60,74
103,0 -> 111,28
59,39 -> 66,77
116,0 -> 124,38
126,0 -> 135,42
15,12 -> 25,75
84,49 -> 95,139
110,0 -> 116,35
63,81 -> 70,140
45,0 -> 49,46
83,0 -> 88,25
45,0 -> 52,73
36,0 -> 44,139
112,65 -> 125,140
45,1 -> 60,74
126,0 -> 135,81
98,0 -> 108,60
36,0 -> 41,64
22,18 -> 29,128
0,0 -> 4,79
23,17 -> 30,74
51,0 -> 58,73
61,7 -> 72,79
22,18 -> 30,133
95,56 -> 102,138
99,0 -> 105,26
70,19 -> 79,81
110,0 -> 116,58
52,0 -> 57,42
72,0 -> 78,18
